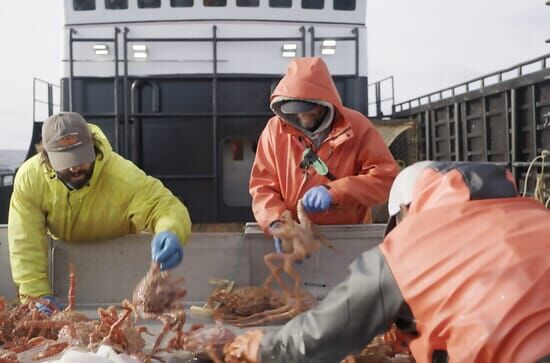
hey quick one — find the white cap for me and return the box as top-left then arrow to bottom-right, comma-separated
388,161 -> 434,217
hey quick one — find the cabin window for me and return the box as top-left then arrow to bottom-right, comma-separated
74,0 -> 96,10
334,0 -> 355,10
171,0 -> 193,6
105,0 -> 128,9
138,0 -> 161,8
302,0 -> 323,9
203,0 -> 226,6
222,139 -> 255,207
269,0 -> 291,8
237,0 -> 259,6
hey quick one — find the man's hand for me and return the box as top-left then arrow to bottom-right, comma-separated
36,295 -> 63,316
151,231 -> 184,271
303,185 -> 332,213
224,330 -> 263,363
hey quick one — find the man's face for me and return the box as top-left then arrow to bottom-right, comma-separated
296,105 -> 327,131
56,162 -> 95,189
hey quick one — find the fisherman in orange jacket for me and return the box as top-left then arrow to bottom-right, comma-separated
249,57 -> 398,251
227,161 -> 550,363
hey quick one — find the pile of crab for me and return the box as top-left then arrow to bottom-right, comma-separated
0,263 -> 234,363
340,325 -> 415,363
207,200 -> 332,328
1,200 -> 414,363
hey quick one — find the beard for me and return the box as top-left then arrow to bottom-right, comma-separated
56,163 -> 94,190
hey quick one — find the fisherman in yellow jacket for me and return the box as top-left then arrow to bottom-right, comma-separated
8,112 -> 192,311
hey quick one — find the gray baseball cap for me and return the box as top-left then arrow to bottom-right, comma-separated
42,112 -> 96,171
280,100 -> 318,114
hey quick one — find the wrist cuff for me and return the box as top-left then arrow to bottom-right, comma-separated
269,219 -> 283,228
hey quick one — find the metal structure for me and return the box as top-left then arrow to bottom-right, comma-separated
0,0 -> 369,225
0,221 -> 386,360
0,223 -> 385,305
0,78 -> 59,223
61,25 -> 365,223
393,54 -> 550,192
368,76 -> 395,119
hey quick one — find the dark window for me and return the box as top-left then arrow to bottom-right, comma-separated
302,0 -> 323,9
334,0 -> 355,10
237,0 -> 259,6
171,0 -> 193,6
105,0 -> 128,9
270,0 -> 291,7
138,0 -> 161,8
74,0 -> 96,10
203,0 -> 226,6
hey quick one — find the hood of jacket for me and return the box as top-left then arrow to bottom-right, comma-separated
409,162 -> 518,215
270,57 -> 345,144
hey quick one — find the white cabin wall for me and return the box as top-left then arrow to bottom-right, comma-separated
62,22 -> 366,77
64,0 -> 366,26
62,0 -> 367,77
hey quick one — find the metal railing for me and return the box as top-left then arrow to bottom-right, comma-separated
33,78 -> 61,123
67,25 -> 360,221
0,78 -> 60,188
368,76 -> 394,118
393,53 -> 550,114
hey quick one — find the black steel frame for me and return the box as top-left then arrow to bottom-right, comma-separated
367,76 -> 394,119
308,27 -> 360,108
394,54 -> 550,114
69,28 -> 121,151
66,25 -> 362,221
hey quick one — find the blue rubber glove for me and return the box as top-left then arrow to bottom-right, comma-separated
151,231 -> 184,271
36,295 -> 62,316
303,185 -> 332,213
273,236 -> 283,253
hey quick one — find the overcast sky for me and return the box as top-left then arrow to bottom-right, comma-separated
0,0 -> 548,150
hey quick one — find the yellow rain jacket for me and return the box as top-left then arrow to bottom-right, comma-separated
8,124 -> 192,298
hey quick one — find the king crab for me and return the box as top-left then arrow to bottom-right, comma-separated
218,200 -> 333,327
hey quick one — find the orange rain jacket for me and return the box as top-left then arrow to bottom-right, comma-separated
257,162 -> 550,363
381,163 -> 550,362
249,57 -> 398,232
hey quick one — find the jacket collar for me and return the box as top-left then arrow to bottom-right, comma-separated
278,111 -> 353,149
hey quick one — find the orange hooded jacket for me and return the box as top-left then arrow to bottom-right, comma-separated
380,163 -> 550,363
249,57 -> 398,232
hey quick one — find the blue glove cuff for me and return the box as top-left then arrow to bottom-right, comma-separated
273,237 -> 283,254
303,185 -> 333,212
36,295 -> 62,316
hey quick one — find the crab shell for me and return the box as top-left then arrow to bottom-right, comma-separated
184,325 -> 236,360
